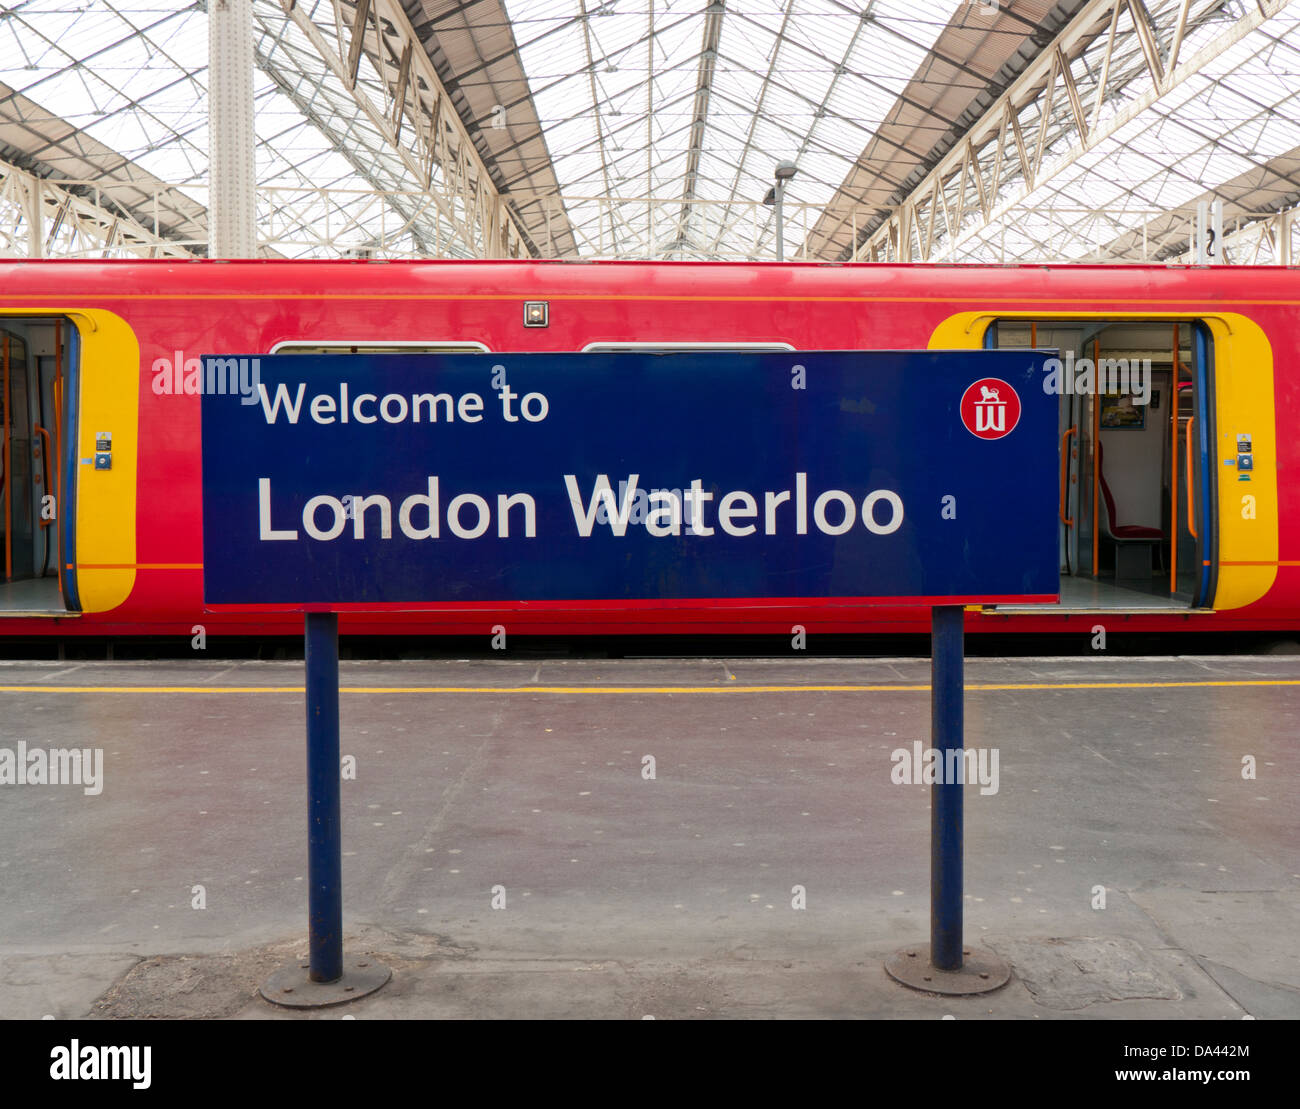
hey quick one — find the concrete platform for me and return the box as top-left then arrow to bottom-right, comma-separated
0,654 -> 1297,1019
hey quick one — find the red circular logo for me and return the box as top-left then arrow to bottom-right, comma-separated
960,378 -> 1021,440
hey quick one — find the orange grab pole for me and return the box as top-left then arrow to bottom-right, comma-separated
53,320 -> 64,595
3,332 -> 9,582
34,425 -> 52,526
1170,324 -> 1180,593
1185,414 -> 1197,541
1060,427 -> 1076,526
1092,339 -> 1100,578
53,320 -> 62,515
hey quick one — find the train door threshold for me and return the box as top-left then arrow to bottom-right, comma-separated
0,577 -> 73,617
985,578 -> 1214,616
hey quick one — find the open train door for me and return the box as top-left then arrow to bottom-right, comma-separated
0,315 -> 77,617
967,314 -> 1224,617
1188,321 -> 1218,609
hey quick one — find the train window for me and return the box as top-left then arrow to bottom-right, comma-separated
581,341 -> 795,352
269,341 -> 490,354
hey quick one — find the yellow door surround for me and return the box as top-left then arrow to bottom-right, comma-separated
929,310 -> 1277,611
0,308 -> 138,613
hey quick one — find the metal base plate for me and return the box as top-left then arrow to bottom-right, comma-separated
260,954 -> 391,1009
885,945 -> 1012,996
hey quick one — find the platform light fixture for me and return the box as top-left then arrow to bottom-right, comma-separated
763,161 -> 799,261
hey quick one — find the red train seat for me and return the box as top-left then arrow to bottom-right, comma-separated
1098,440 -> 1164,577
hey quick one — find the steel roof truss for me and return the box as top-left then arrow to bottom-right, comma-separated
856,0 -> 1287,263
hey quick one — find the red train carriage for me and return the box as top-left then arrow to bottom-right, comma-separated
0,259 -> 1296,638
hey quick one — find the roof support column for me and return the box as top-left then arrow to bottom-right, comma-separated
25,174 -> 43,258
209,0 -> 258,258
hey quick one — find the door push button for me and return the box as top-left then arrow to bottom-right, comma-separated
94,453 -> 112,470
1237,453 -> 1254,471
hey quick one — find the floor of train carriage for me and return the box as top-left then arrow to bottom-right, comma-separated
0,576 -> 62,610
994,576 -> 1190,613
0,655 -> 1295,1020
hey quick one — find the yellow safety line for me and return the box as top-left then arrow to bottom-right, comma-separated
1,678 -> 1300,695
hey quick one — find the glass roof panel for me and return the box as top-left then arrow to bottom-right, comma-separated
0,0 -> 515,257
0,0 -> 1296,262
502,0 -> 958,257
928,4 -> 1300,263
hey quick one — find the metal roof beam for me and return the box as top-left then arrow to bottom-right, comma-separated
401,0 -> 580,257
677,0 -> 725,232
273,0 -> 532,257
704,0 -> 797,255
252,28 -> 435,254
0,154 -> 192,259
729,5 -> 967,137
856,0 -> 1290,263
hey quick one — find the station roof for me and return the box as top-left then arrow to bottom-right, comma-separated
0,0 -> 1296,261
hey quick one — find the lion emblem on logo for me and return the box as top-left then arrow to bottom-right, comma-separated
979,385 -> 1001,403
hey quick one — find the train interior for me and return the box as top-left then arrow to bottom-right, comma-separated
989,318 -> 1211,613
0,317 -> 71,616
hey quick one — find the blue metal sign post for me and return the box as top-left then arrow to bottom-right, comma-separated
258,611 -> 391,1007
304,611 -> 343,983
200,348 -> 1055,1005
931,605 -> 965,972
882,606 -> 1013,995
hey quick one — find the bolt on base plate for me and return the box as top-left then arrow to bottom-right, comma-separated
885,945 -> 1011,996
260,954 -> 391,1009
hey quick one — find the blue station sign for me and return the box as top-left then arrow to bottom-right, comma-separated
200,350 -> 1058,609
